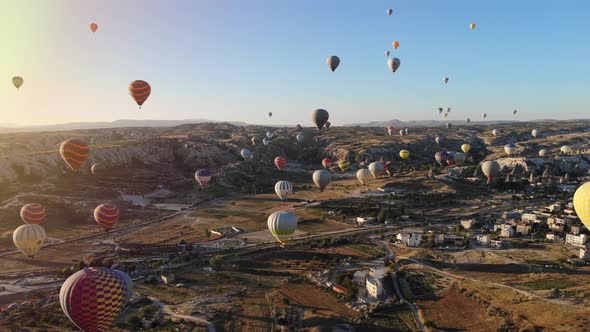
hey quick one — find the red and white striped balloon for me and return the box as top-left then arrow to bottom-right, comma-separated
274,156 -> 286,170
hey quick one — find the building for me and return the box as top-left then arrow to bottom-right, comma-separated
521,213 -> 538,223
566,233 -> 588,246
353,270 -> 369,287
549,223 -> 565,233
476,234 -> 491,246
366,277 -> 383,299
546,233 -> 562,242
461,219 -> 480,229
490,239 -> 503,249
397,233 -> 422,247
500,227 -> 515,238
547,217 -> 566,225
502,211 -> 521,220
549,204 -> 562,213
516,224 -> 532,235
571,225 -> 581,236
369,267 -> 387,279
160,274 -> 175,284
356,217 -> 376,224
580,245 -> 590,261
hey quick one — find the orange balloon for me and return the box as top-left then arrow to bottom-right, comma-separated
393,41 -> 400,49
90,23 -> 98,33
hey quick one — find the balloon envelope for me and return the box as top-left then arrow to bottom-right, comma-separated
322,158 -> 333,168
274,156 -> 286,170
531,129 -> 540,138
274,181 -> 293,200
94,204 -> 120,231
387,58 -> 401,73
129,80 -> 151,109
12,76 -> 24,90
574,182 -> 590,230
90,22 -> 98,32
356,169 -> 372,185
387,8 -> 393,15
504,144 -> 517,156
326,56 -> 340,72
311,109 -> 329,130
461,144 -> 471,153
435,136 -> 442,144
240,149 -> 252,160
561,145 -> 572,154
20,203 -> 46,224
91,163 -> 102,175
470,23 -> 476,30
539,149 -> 549,157
338,160 -> 351,173
368,162 -> 384,179
481,160 -> 501,181
13,224 -> 46,258
492,129 -> 499,136
392,41 -> 400,49
60,268 -> 131,332
267,211 -> 297,244
263,137 -> 271,146
195,169 -> 212,188
313,170 -> 332,191
399,150 -> 410,159
60,139 -> 89,171
296,133 -> 305,143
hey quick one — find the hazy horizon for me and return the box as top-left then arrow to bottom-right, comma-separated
2,0 -> 590,126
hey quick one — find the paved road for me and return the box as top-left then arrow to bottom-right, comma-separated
379,241 -> 426,332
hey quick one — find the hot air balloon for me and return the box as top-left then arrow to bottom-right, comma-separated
94,204 -> 120,232
399,150 -> 410,159
338,160 -> 351,173
470,23 -> 476,30
387,8 -> 393,16
274,156 -> 286,170
60,139 -> 89,171
387,58 -> 401,73
263,137 -> 271,146
435,136 -> 443,144
539,149 -> 548,157
12,76 -> 24,90
326,56 -> 340,72
129,80 -> 151,109
240,149 -> 252,160
195,169 -> 212,188
313,170 -> 332,192
266,130 -> 274,139
574,182 -> 590,230
454,152 -> 466,165
466,118 -> 471,123
435,151 -> 449,166
438,107 -> 444,114
492,129 -> 499,136
385,50 -> 391,57
296,133 -> 305,143
446,122 -> 452,129
404,128 -> 409,135
356,169 -> 372,185
368,162 -> 384,179
311,109 -> 329,130
60,268 -> 132,332
268,112 -> 273,118
322,158 -> 333,168
444,113 -> 449,118
443,77 -> 449,84
90,22 -> 98,33
531,129 -> 540,138
399,129 -> 405,136
561,145 -> 572,154
446,151 -> 457,166
274,181 -> 293,200
267,211 -> 297,244
482,113 -> 487,119
447,107 -> 451,112
392,41 -> 400,49
461,144 -> 471,153
513,110 -> 518,115
251,136 -> 258,145
20,204 -> 46,224
13,224 -> 46,258
91,163 -> 102,175
326,121 -> 331,129
387,126 -> 394,136
504,144 -> 517,156
481,160 -> 501,182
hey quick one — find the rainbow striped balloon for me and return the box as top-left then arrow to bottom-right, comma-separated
94,204 -> 120,232
60,139 -> 89,171
129,80 -> 151,109
20,203 -> 46,224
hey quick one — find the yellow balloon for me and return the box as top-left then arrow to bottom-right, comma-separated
12,76 -> 24,90
574,182 -> 590,230
470,23 -> 476,30
461,144 -> 471,153
399,150 -> 410,159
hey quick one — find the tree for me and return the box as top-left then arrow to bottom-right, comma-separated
452,224 -> 465,233
424,321 -> 437,328
210,255 -> 223,269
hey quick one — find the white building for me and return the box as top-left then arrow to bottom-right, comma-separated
366,277 -> 383,299
580,246 -> 590,261
549,204 -> 562,213
571,225 -> 581,236
490,239 -> 502,249
353,270 -> 369,287
500,227 -> 515,238
521,213 -> 538,223
546,233 -> 562,242
547,217 -> 566,225
476,234 -> 491,246
566,233 -> 588,246
397,233 -> 422,247
356,217 -> 376,224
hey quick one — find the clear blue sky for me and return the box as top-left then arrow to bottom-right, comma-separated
2,0 -> 590,126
